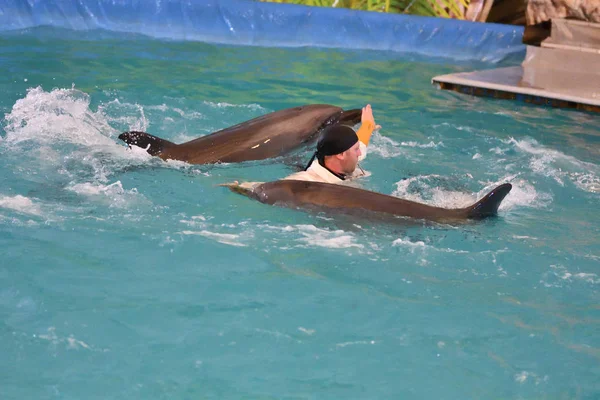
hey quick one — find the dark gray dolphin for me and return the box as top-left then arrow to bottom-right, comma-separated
226,180 -> 512,223
118,104 -> 361,164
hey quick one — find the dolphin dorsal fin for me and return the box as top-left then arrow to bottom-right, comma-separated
467,183 -> 512,219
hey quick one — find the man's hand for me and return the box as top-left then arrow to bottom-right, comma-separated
356,104 -> 381,145
361,104 -> 381,130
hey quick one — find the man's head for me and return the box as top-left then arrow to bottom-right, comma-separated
314,125 -> 361,176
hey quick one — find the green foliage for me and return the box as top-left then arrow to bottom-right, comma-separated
259,0 -> 471,19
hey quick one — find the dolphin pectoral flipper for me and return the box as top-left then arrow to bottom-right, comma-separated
118,131 -> 176,156
466,183 -> 513,219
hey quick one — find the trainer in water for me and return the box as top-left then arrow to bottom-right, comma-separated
285,104 -> 378,183
118,104 -> 362,165
233,104 -> 378,191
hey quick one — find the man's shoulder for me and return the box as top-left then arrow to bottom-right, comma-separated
283,170 -> 318,182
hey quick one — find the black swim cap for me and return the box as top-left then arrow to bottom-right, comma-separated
316,125 -> 358,157
303,124 -> 358,170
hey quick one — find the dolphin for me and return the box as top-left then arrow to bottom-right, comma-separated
118,104 -> 361,164
225,180 -> 512,224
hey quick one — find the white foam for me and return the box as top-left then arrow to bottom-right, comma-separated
255,223 -> 367,251
483,177 -> 551,211
146,103 -> 203,121
584,254 -> 600,261
149,103 -> 169,112
255,328 -> 298,342
178,108 -> 203,120
36,327 -> 96,351
125,143 -> 155,161
179,215 -> 208,227
97,98 -> 148,133
202,101 -> 265,111
180,230 -> 247,247
169,131 -> 199,143
489,147 -> 508,155
335,340 -> 376,348
400,140 -> 443,149
542,264 -> 599,287
392,237 -> 426,250
391,236 -> 469,255
454,125 -> 475,133
4,86 -> 117,147
164,158 -> 197,170
294,225 -> 363,249
368,134 -> 406,158
569,171 -> 600,193
392,175 -> 475,209
515,371 -> 529,383
0,195 -> 42,216
514,371 -> 549,385
507,138 -> 600,193
68,181 -> 123,196
298,327 -> 316,335
67,181 -> 144,208
573,273 -> 600,284
1,87 -> 171,186
392,173 -> 550,212
431,122 -> 474,133
0,215 -> 39,226
66,336 -> 91,350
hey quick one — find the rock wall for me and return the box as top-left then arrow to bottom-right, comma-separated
527,0 -> 600,24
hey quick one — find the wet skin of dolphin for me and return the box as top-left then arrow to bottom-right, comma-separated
118,104 -> 361,164
226,180 -> 513,224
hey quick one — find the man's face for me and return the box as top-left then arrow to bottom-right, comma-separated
340,141 -> 361,175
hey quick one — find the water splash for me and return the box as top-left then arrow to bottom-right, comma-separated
4,86 -> 117,147
392,174 -> 476,209
180,230 -> 248,247
368,133 -> 407,159
293,224 -> 364,249
66,181 -> 147,209
506,137 -> 600,193
1,86 -> 197,211
0,194 -> 42,216
202,101 -> 265,111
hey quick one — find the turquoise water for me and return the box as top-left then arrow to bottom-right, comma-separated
1,27 -> 599,399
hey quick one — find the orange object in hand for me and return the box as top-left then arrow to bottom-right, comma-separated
356,104 -> 378,145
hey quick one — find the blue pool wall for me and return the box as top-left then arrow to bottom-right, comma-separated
1,0 -> 525,62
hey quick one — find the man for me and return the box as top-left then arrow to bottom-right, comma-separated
284,104 -> 378,184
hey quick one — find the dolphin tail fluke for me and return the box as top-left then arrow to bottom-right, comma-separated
118,131 -> 176,156
338,109 -> 362,125
466,183 -> 512,219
